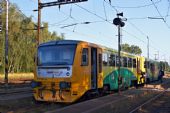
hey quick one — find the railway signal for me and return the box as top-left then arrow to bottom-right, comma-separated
113,12 -> 125,94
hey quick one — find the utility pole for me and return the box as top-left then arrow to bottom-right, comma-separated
169,57 -> 170,67
113,12 -> 125,94
147,36 -> 149,60
118,23 -> 121,93
36,0 -> 41,47
0,5 -> 2,32
157,51 -> 159,61
37,0 -> 41,46
154,53 -> 157,60
4,0 -> 9,87
35,0 -> 88,46
147,36 -> 149,76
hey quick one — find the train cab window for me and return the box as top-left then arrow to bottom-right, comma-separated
128,58 -> 132,68
116,55 -> 121,67
123,57 -> 127,67
81,48 -> 88,66
133,59 -> 136,68
109,54 -> 115,66
99,54 -> 102,73
102,53 -> 108,66
116,55 -> 119,67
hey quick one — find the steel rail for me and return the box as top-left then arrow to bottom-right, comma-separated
129,90 -> 166,113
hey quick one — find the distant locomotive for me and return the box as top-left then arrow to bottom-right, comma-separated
31,40 -> 160,103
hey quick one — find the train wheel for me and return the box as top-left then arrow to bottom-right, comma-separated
103,84 -> 110,94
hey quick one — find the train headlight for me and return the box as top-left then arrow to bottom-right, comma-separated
59,82 -> 71,89
31,81 -> 41,88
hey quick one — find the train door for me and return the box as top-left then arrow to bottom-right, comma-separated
137,58 -> 141,74
91,47 -> 97,90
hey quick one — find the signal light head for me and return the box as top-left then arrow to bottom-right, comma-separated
113,18 -> 125,27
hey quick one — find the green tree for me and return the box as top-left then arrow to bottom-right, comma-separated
121,43 -> 142,55
0,2 -> 64,73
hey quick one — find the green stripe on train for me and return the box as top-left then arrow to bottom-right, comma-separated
103,68 -> 136,90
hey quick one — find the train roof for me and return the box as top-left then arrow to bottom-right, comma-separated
39,40 -> 81,47
101,45 -> 141,58
38,40 -> 151,60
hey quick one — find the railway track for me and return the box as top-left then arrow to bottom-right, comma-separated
0,87 -> 32,101
129,89 -> 170,113
0,77 -> 170,113
128,78 -> 170,113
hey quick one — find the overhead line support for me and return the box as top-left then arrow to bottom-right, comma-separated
40,0 -> 88,8
4,0 -> 9,88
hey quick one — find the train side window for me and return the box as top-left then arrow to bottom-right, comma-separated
81,48 -> 88,66
123,57 -> 127,67
116,55 -> 121,67
99,54 -> 102,73
116,55 -> 119,67
128,58 -> 132,68
133,59 -> 136,68
102,53 -> 108,66
144,61 -> 147,68
147,61 -> 150,69
109,54 -> 115,66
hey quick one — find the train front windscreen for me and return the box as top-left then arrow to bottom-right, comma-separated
38,45 -> 76,66
37,45 -> 77,78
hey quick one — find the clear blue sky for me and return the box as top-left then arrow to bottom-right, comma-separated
10,0 -> 170,63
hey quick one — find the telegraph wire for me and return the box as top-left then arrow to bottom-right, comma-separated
69,4 -> 73,19
104,0 -> 169,59
75,3 -> 161,52
125,21 -> 169,58
165,0 -> 170,21
49,1 -> 169,60
127,20 -> 169,57
104,0 -> 118,13
48,17 -> 70,26
122,29 -> 145,44
127,21 -> 147,37
109,0 -> 162,9
62,27 -> 117,47
127,15 -> 170,20
92,0 -> 97,14
25,0 -> 169,60
75,4 -> 113,25
44,8 -> 117,45
151,0 -> 170,29
46,18 -> 117,47
43,4 -> 117,45
103,0 -> 108,20
48,5 -> 75,26
151,0 -> 165,21
52,3 -> 117,43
